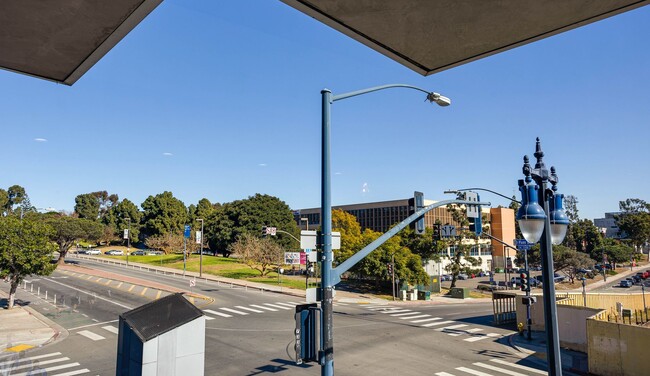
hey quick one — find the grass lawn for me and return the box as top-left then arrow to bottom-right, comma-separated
98,248 -> 310,290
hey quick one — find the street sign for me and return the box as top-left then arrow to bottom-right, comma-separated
184,225 -> 191,238
300,231 -> 340,250
465,191 -> 479,218
514,239 -> 533,251
441,225 -> 456,238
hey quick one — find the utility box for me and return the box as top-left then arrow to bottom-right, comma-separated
116,293 -> 205,376
449,287 -> 470,299
417,290 -> 431,301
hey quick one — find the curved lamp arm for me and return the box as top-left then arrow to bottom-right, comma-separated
331,84 -> 450,106
444,187 -> 518,204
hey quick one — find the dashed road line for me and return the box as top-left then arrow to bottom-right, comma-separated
140,287 -> 148,296
204,309 -> 232,318
102,326 -> 119,334
78,330 -> 105,341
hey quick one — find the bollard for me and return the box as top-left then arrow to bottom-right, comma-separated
24,281 -> 27,289
30,284 -> 33,293
45,291 -> 48,300
37,286 -> 40,296
54,294 -> 57,306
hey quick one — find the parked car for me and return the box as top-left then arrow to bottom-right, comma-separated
104,250 -> 123,256
441,274 -> 452,281
130,250 -> 147,256
86,249 -> 101,255
457,273 -> 469,280
635,271 -> 649,279
76,249 -> 87,254
620,280 -> 633,288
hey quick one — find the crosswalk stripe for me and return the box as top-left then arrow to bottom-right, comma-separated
264,303 -> 291,310
283,302 -> 300,305
204,309 -> 232,318
54,369 -> 91,376
463,335 -> 490,343
466,328 -> 484,333
102,326 -> 119,334
275,302 -> 297,307
436,324 -> 468,332
421,320 -> 454,327
379,309 -> 411,314
235,306 -> 264,313
400,315 -> 430,320
474,362 -> 528,376
12,362 -> 80,376
0,352 -> 61,367
6,357 -> 69,372
489,359 -> 547,375
250,304 -> 277,312
204,316 -> 215,320
455,366 -> 492,376
77,330 -> 105,341
411,317 -> 441,323
220,307 -> 248,315
434,373 -> 455,376
367,306 -> 392,310
390,311 -> 421,317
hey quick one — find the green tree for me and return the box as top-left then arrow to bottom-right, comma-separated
103,198 -> 142,245
0,217 -> 57,308
600,238 -> 634,268
141,192 -> 188,238
189,198 -> 217,223
4,185 -> 27,215
552,246 -> 595,284
207,194 -> 298,254
616,198 -> 650,255
562,195 -> 580,249
46,216 -> 104,264
74,191 -> 119,220
0,189 -> 8,215
569,219 -> 602,255
332,209 -> 364,265
229,233 -> 283,276
400,226 -> 442,264
75,193 -> 100,220
444,203 -> 482,288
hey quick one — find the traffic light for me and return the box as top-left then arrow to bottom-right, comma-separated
522,296 -> 537,305
433,224 -> 441,240
468,215 -> 482,235
387,263 -> 393,276
520,270 -> 530,292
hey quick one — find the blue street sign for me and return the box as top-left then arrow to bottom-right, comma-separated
184,225 -> 191,238
514,239 -> 533,251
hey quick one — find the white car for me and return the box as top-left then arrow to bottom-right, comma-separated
105,250 -> 124,256
86,249 -> 101,255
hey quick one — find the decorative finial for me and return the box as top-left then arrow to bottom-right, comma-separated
550,166 -> 559,190
522,155 -> 532,183
534,138 -> 545,169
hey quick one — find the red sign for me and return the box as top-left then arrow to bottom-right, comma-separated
300,252 -> 306,265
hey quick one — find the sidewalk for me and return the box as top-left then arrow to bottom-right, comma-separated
509,331 -> 589,375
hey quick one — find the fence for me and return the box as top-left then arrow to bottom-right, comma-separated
492,291 -> 517,325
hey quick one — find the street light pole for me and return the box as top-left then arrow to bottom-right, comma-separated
126,218 -> 131,267
516,138 -> 569,376
320,84 -> 450,376
301,218 -> 309,288
197,218 -> 204,278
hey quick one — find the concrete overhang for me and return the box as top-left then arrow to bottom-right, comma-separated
281,0 -> 649,75
0,0 -> 163,86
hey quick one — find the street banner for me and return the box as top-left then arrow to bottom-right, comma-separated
123,229 -> 129,239
300,252 -> 306,265
284,252 -> 301,265
184,225 -> 191,238
196,231 -> 202,244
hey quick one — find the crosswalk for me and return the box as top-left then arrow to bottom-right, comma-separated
364,305 -> 505,342
435,358 -> 547,375
0,352 -> 89,376
202,301 -> 301,319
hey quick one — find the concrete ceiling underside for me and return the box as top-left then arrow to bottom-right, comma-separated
281,0 -> 649,75
0,0 -> 162,85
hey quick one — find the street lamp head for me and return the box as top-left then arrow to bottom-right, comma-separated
549,194 -> 569,245
426,92 -> 451,107
516,179 -> 546,243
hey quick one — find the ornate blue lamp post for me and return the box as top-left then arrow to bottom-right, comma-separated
516,138 -> 569,376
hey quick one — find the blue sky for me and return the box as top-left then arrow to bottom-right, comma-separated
2,1 -> 649,221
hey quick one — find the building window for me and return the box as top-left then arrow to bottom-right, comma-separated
470,246 -> 479,256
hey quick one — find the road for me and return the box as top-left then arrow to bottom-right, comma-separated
4,259 -> 556,376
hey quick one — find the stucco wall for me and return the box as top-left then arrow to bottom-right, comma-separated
587,319 -> 650,376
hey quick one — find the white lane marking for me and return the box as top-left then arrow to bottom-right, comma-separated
436,324 -> 468,331
264,303 -> 291,310
204,316 -> 215,320
379,309 -> 411,314
367,306 -> 392,310
69,319 -> 119,331
220,308 -> 248,315
77,330 -> 105,341
102,326 -> 119,334
43,278 -> 132,309
282,302 -> 300,305
275,302 -> 298,307
455,367 -> 492,376
12,362 -> 80,376
390,311 -> 421,317
401,315 -> 430,320
474,362 -> 528,376
434,373 -> 455,376
411,317 -> 442,323
204,309 -> 232,318
54,369 -> 91,376
421,320 -> 454,327
5,357 -> 69,372
0,352 -> 61,367
487,333 -> 501,337
463,335 -> 490,343
466,328 -> 484,333
236,305 -> 264,313
250,304 -> 277,312
489,359 -> 547,375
